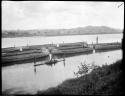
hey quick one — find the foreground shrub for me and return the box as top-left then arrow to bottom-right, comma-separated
38,60 -> 124,95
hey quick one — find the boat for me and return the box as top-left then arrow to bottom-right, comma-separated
34,59 -> 65,67
45,59 -> 58,65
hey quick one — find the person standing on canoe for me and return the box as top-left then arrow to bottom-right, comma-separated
48,49 -> 53,61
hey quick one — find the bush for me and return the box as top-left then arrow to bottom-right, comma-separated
37,60 -> 124,95
74,61 -> 99,77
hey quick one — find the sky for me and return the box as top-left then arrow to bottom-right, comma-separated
2,1 -> 124,30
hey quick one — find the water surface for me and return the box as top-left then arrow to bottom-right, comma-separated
2,34 -> 123,48
2,50 -> 122,94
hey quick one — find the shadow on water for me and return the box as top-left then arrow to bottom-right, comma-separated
2,87 -> 28,95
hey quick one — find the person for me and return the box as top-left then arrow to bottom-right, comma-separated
49,49 -> 53,61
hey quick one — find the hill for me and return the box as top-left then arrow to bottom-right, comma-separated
2,26 -> 123,38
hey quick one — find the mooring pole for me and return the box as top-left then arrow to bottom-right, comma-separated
34,56 -> 36,73
96,36 -> 98,44
63,53 -> 66,67
34,66 -> 36,73
93,44 -> 95,53
34,56 -> 36,65
53,55 -> 55,66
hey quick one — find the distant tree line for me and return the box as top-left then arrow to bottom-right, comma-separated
2,26 -> 123,38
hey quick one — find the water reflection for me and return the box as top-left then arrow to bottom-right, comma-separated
33,55 -> 66,74
34,66 -> 36,74
2,50 -> 122,94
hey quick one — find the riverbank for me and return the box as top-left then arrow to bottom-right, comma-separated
2,42 -> 121,66
37,60 -> 124,95
2,33 -> 122,38
2,26 -> 122,38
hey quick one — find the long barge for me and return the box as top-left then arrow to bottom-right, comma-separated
2,42 -> 122,66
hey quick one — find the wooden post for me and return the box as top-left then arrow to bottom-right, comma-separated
96,36 -> 98,44
34,66 -> 36,73
34,56 -> 36,65
63,53 -> 65,67
34,56 -> 36,73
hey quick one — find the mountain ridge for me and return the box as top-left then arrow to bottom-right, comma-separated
2,26 -> 123,38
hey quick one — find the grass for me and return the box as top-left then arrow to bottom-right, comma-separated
37,60 -> 124,95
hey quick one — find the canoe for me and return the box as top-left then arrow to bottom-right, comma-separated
34,59 -> 65,66
45,60 -> 58,65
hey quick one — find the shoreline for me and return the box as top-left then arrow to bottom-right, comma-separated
2,33 -> 122,39
37,60 -> 123,95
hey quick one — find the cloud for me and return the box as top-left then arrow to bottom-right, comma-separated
2,1 -> 124,30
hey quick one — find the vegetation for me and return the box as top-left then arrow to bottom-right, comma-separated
74,61 -> 99,77
2,26 -> 122,38
37,60 -> 124,95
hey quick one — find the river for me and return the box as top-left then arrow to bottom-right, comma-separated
2,34 -> 123,94
2,34 -> 123,48
2,50 -> 122,94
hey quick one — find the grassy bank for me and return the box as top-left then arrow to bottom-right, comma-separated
38,60 -> 124,95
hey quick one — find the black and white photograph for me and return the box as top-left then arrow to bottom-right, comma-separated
2,1 -> 124,95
